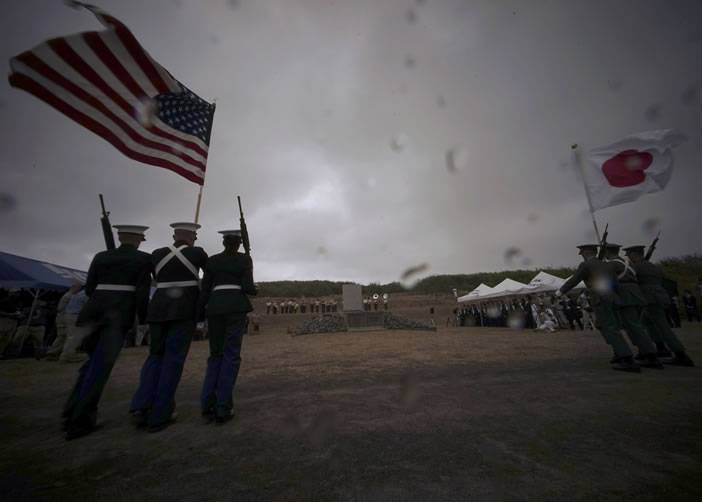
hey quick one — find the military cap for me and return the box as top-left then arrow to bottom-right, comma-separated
218,229 -> 242,237
623,245 -> 646,254
170,222 -> 201,232
113,225 -> 148,240
576,244 -> 599,252
601,243 -> 621,251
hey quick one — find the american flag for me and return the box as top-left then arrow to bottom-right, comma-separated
8,2 -> 215,185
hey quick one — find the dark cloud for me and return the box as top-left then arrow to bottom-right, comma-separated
1,0 -> 701,282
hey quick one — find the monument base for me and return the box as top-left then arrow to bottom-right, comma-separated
345,311 -> 385,331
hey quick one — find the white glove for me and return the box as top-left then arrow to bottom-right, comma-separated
555,290 -> 563,299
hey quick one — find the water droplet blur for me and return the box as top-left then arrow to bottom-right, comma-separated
527,213 -> 539,223
405,8 -> 418,24
166,288 -> 183,299
681,85 -> 698,105
436,95 -> 446,108
400,263 -> 429,288
584,229 -> 597,242
521,257 -> 532,267
401,263 -> 429,281
606,79 -> 622,91
135,98 -> 157,127
0,193 -> 17,212
642,217 -> 660,237
503,246 -> 521,264
625,155 -> 644,171
486,305 -> 501,319
390,134 -> 408,152
226,0 -> 240,10
445,147 -> 469,173
404,55 -> 416,69
415,0 -> 426,5
507,312 -> 525,329
307,410 -> 336,448
592,275 -> 613,295
317,245 -> 328,256
644,104 -> 661,121
400,374 -> 421,410
209,34 -> 220,45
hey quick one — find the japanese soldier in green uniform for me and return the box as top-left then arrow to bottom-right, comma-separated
557,244 -> 639,372
623,245 -> 694,367
131,222 -> 209,432
63,225 -> 152,440
199,229 -> 257,424
602,243 -> 663,369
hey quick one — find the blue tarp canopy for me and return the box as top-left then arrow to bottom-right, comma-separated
0,251 -> 88,291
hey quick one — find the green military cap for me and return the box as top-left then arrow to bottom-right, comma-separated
623,245 -> 646,254
218,229 -> 241,237
576,244 -> 599,252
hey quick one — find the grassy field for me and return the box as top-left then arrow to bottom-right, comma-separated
1,324 -> 702,501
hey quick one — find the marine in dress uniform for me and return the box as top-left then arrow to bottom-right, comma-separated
557,244 -> 640,372
130,222 -> 208,432
624,246 -> 695,367
63,225 -> 152,440
601,244 -> 663,369
199,229 -> 256,424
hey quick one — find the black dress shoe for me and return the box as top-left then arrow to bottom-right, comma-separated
664,352 -> 695,367
611,356 -> 641,373
639,354 -> 665,369
131,410 -> 147,429
65,423 -> 101,441
215,410 -> 234,425
147,412 -> 177,433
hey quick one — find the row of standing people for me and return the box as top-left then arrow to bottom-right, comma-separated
63,222 -> 256,440
265,299 -> 338,314
456,293 -> 596,331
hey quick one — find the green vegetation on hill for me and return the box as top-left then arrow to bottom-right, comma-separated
256,255 -> 702,298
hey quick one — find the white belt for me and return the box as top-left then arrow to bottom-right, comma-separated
213,284 -> 241,291
95,284 -> 136,292
156,280 -> 199,289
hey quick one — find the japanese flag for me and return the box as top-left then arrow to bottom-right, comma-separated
584,129 -> 686,211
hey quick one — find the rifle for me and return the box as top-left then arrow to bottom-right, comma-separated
596,223 -> 609,260
645,231 -> 660,261
99,194 -> 116,250
237,195 -> 251,256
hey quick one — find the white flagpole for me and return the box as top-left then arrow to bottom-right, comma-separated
194,184 -> 204,224
572,144 -> 601,242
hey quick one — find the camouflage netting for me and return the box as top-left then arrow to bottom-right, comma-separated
293,314 -> 348,336
384,313 -> 436,331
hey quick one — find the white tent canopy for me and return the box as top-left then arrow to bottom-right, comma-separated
480,278 -> 528,300
457,283 -> 494,303
457,272 -> 585,304
521,271 -> 566,294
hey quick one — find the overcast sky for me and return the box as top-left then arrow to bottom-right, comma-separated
1,0 -> 701,284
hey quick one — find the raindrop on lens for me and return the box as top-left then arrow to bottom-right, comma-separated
503,246 -> 522,265
644,104 -> 661,122
390,134 -> 409,153
0,193 -> 17,212
135,98 -> 157,127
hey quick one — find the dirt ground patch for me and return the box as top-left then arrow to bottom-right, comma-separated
1,325 -> 702,501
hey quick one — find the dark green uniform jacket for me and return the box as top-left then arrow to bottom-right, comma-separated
199,251 -> 257,317
77,244 -> 153,330
560,257 -> 616,304
147,243 -> 208,322
632,261 -> 671,306
606,257 -> 647,306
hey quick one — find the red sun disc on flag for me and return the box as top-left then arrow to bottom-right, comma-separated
601,149 -> 653,187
